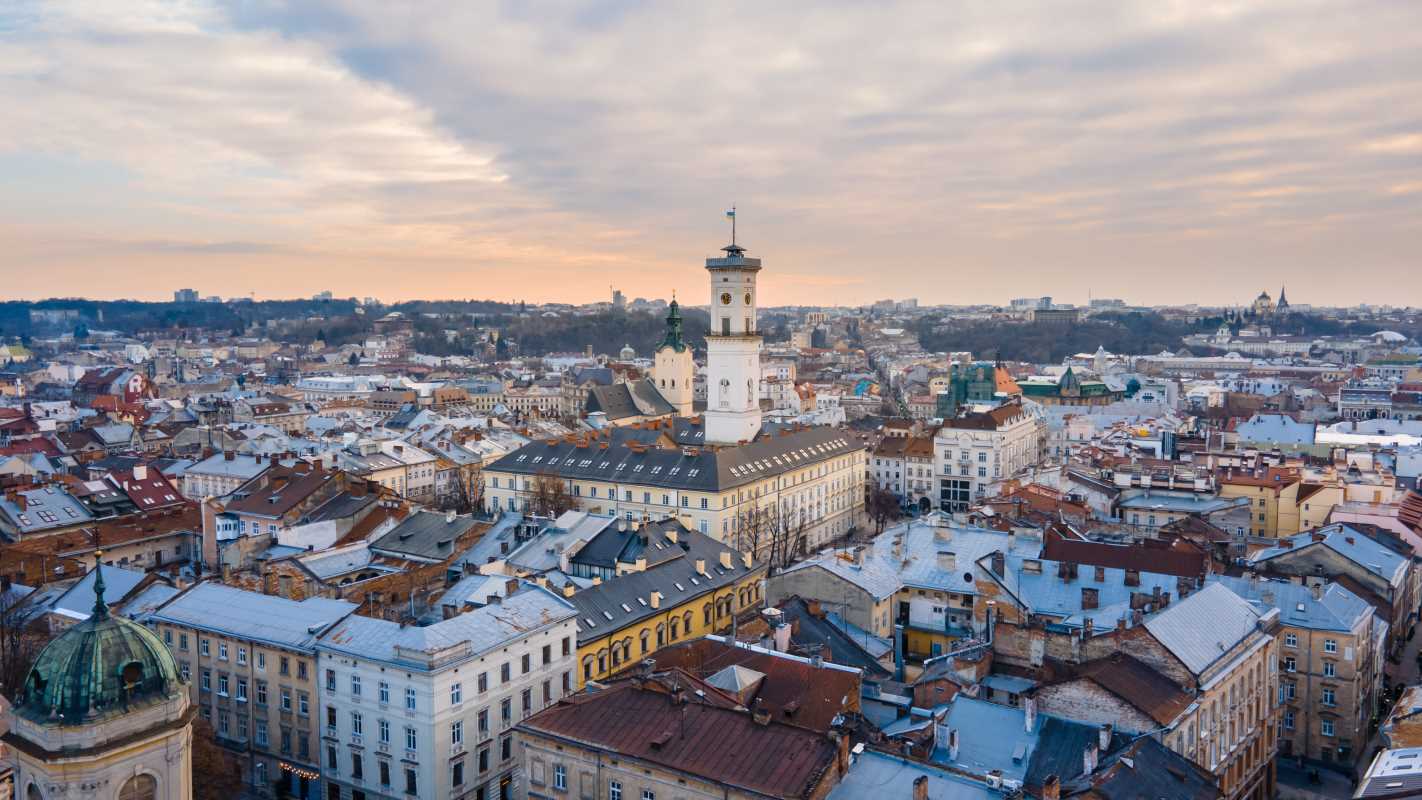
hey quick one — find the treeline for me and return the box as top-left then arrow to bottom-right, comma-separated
913,312 -> 1205,362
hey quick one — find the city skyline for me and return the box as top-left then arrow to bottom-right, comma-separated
2,1 -> 1420,306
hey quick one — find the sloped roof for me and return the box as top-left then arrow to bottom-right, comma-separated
1063,653 -> 1192,726
1144,583 -> 1264,676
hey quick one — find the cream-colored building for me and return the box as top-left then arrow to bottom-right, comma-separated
933,398 -> 1046,511
150,582 -> 355,799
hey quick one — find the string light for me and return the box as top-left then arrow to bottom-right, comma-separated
279,762 -> 320,781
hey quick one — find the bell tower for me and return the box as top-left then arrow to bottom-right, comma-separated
653,296 -> 695,417
703,227 -> 763,445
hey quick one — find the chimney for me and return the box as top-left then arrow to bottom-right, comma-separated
445,510 -> 456,524
991,550 -> 1005,575
1311,582 -> 1323,601
1042,775 -> 1061,800
936,551 -> 956,571
947,728 -> 960,761
1124,569 -> 1140,587
649,591 -> 662,609
1099,723 -> 1113,751
773,622 -> 792,653
505,578 -> 519,596
851,546 -> 865,566
719,552 -> 733,569
224,450 -> 235,461
1084,742 -> 1099,774
665,529 -> 677,544
1024,696 -> 1037,733
695,559 -> 706,576
912,775 -> 929,800
835,731 -> 851,774
742,552 -> 753,568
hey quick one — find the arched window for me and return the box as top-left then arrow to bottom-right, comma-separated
118,774 -> 157,800
597,650 -> 608,673
669,617 -> 679,640
656,623 -> 666,647
27,784 -> 43,800
640,629 -> 650,655
582,655 -> 595,681
703,603 -> 713,626
683,611 -> 693,634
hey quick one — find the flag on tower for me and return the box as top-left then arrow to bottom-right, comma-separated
725,209 -> 735,219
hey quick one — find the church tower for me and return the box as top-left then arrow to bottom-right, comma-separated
653,297 -> 694,417
704,235 -> 763,445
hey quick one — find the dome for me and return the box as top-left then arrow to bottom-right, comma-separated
18,563 -> 181,724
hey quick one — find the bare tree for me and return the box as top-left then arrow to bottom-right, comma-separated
866,486 -> 903,535
529,470 -> 579,518
0,585 -> 49,700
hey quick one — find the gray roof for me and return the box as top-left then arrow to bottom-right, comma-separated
0,486 -> 94,533
506,510 -> 616,573
585,378 -> 676,421
1210,575 -> 1372,633
487,423 -> 862,493
1117,490 -> 1247,514
317,585 -> 575,669
370,511 -> 480,563
986,553 -> 1183,630
779,516 -> 1040,602
568,522 -> 760,644
52,565 -> 147,621
1235,413 -> 1316,445
151,582 -> 355,651
185,452 -> 274,481
1144,582 -> 1264,676
1249,523 -> 1411,588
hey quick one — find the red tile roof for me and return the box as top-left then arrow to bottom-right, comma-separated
1040,528 -> 1208,578
518,673 -> 839,798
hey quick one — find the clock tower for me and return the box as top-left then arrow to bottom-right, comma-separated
704,238 -> 763,445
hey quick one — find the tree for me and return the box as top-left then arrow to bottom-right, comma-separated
866,486 -> 902,535
73,322 -> 89,340
348,351 -> 360,366
528,471 -> 578,518
190,718 -> 243,800
0,590 -> 49,699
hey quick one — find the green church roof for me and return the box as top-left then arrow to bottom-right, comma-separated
18,557 -> 182,724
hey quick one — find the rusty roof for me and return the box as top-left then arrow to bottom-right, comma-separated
1040,529 -> 1208,578
1064,653 -> 1192,726
518,674 -> 839,798
650,637 -> 860,734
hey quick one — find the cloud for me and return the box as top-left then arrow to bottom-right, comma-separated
0,0 -> 1419,305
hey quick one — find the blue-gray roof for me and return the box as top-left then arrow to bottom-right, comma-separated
1249,523 -> 1411,587
1144,582 -> 1264,677
53,565 -> 147,621
824,750 -> 1001,800
186,451 -> 274,481
1236,413 -> 1316,445
151,582 -> 355,651
1211,575 -> 1372,633
317,585 -> 575,669
986,553 -> 1183,631
0,486 -> 94,533
933,696 -> 1037,781
1118,490 -> 1246,514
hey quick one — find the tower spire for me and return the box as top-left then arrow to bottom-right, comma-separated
91,551 -> 108,619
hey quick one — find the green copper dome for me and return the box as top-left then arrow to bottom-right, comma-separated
18,563 -> 181,723
660,298 -> 687,352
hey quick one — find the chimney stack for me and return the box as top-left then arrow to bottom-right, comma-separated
1024,697 -> 1037,733
1099,723 -> 1113,751
912,775 -> 929,800
1042,775 -> 1061,800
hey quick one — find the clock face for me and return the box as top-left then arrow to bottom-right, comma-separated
720,292 -> 732,305
743,292 -> 752,305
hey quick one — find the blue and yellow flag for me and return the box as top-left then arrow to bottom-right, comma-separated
725,209 -> 735,219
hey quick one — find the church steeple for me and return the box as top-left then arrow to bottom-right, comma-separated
660,297 -> 686,352
1277,285 -> 1289,310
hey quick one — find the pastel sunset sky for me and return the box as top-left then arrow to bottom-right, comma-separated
2,1 -> 1419,306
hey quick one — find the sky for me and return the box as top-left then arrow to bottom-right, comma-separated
1,1 -> 1420,308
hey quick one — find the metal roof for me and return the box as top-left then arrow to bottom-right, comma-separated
151,582 -> 355,651
829,751 -> 1001,800
1210,574 -> 1372,633
1143,582 -> 1263,676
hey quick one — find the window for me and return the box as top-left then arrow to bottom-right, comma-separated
478,708 -> 489,736
1322,688 -> 1336,707
1283,711 -> 1295,730
379,681 -> 389,704
1324,639 -> 1337,653
1322,719 -> 1335,737
279,656 -> 290,676
236,647 -> 247,666
379,760 -> 390,787
501,735 -> 511,761
554,764 -> 567,790
452,760 -> 465,787
405,687 -> 417,711
326,745 -> 338,771
256,681 -> 267,706
351,675 -> 361,697
451,720 -> 463,746
118,774 -> 157,800
236,679 -> 248,702
200,638 -> 210,656
563,637 -> 571,657
501,662 -> 511,683
1284,633 -> 1298,647
326,706 -> 337,730
201,669 -> 211,691
280,688 -> 292,711
298,662 -> 308,681
405,726 -> 417,751
326,669 -> 336,692
1284,657 -> 1297,672
521,688 -> 532,716
218,673 -> 229,696
351,752 -> 363,781
351,711 -> 363,735
298,692 -> 309,716
257,652 -> 265,671
1324,661 -> 1336,678
642,791 -> 655,800
522,653 -> 531,673
1285,682 -> 1296,700
451,682 -> 462,705
255,722 -> 268,747
542,644 -> 551,665
378,719 -> 390,744
479,745 -> 490,773
179,633 -> 188,651
610,780 -> 623,800
219,642 -> 228,661
501,697 -> 512,726
164,629 -> 172,645
405,768 -> 417,796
